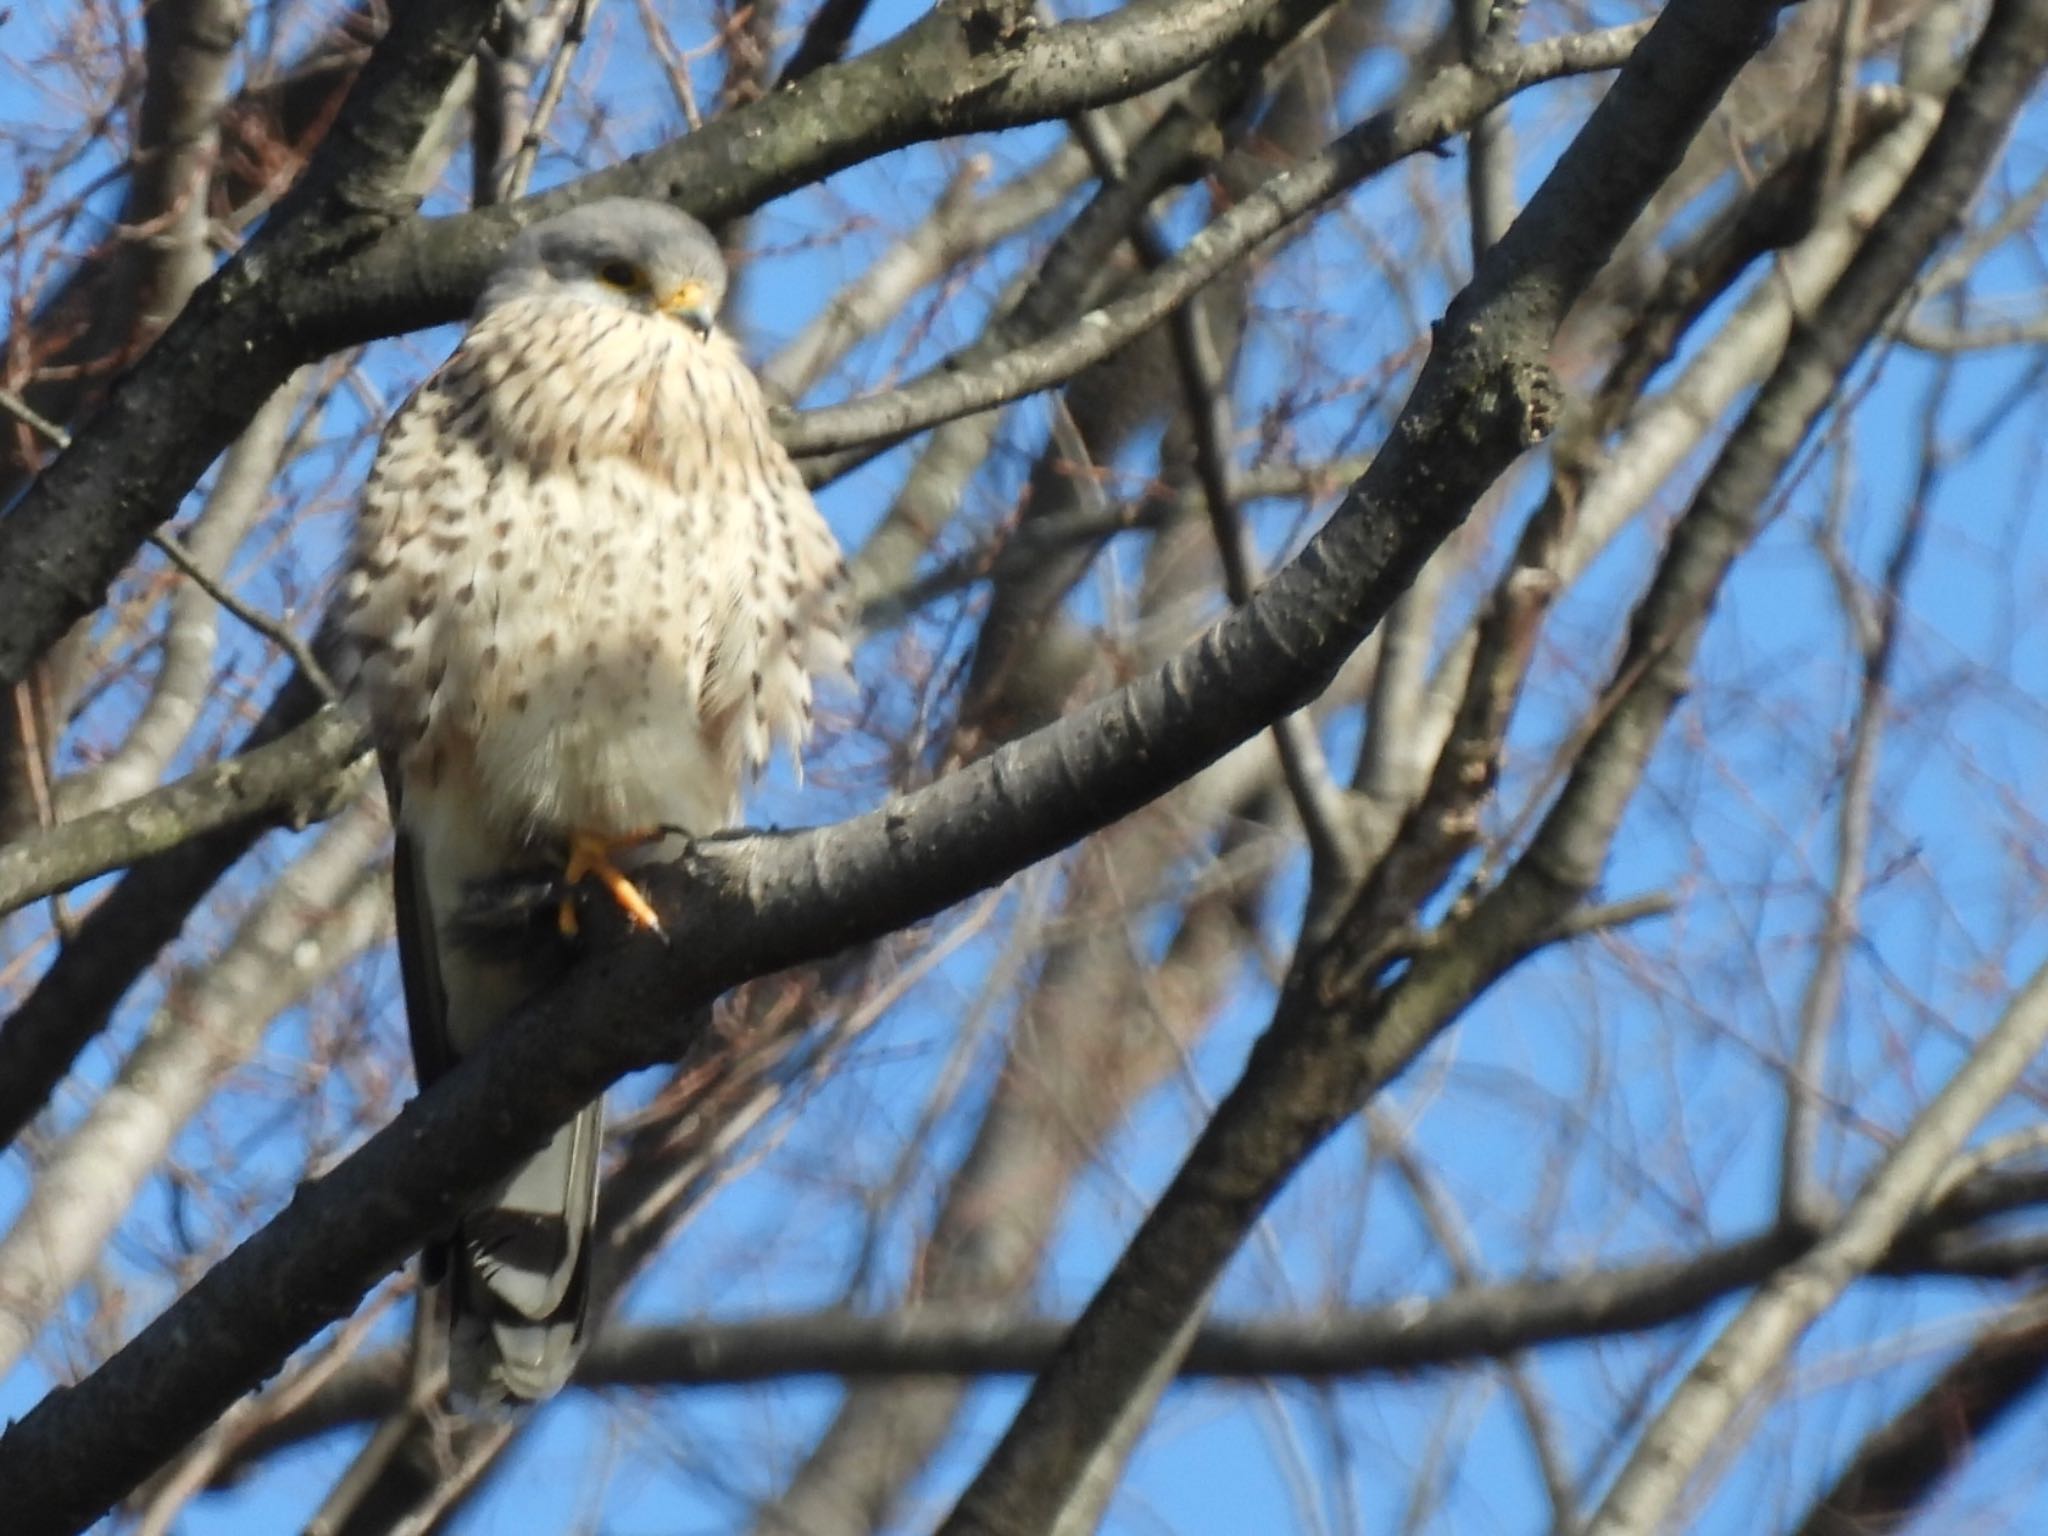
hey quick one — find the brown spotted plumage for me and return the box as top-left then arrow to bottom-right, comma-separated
343,200 -> 847,1405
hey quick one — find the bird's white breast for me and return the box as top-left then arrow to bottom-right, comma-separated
343,296 -> 848,848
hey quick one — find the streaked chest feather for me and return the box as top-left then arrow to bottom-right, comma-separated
343,297 -> 848,838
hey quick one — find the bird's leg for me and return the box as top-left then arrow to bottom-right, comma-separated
560,829 -> 666,937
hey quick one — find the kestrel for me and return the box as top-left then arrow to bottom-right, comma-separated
343,199 -> 848,1404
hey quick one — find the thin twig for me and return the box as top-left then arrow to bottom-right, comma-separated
1370,1111 -> 1581,1532
782,19 -> 1656,462
146,531 -> 336,700
1173,299 -> 1359,881
1818,0 -> 1874,198
1780,314 -> 1945,1227
4,378 -> 337,800
1588,958 -> 2048,1536
3,377 -> 334,719
1926,1123 -> 2048,1208
506,0 -> 597,200
1542,890 -> 1676,942
0,385 -> 71,451
1070,103 -> 1359,879
634,0 -> 704,130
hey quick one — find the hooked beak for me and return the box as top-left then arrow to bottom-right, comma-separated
660,279 -> 715,337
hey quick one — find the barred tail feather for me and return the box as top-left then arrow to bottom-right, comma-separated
448,1099 -> 603,1405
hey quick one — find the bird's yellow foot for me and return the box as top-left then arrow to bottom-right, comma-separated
559,830 -> 665,937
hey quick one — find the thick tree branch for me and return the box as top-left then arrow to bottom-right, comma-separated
0,703 -> 367,920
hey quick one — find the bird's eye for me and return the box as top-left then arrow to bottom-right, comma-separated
596,259 -> 641,289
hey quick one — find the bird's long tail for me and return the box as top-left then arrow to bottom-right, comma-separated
447,1098 -> 603,1403
389,767 -> 603,1407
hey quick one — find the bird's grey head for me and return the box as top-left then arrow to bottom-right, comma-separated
480,198 -> 727,337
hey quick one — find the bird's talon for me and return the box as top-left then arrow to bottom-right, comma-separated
605,872 -> 664,935
564,831 -> 664,936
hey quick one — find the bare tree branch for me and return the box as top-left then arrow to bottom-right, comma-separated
0,0 -> 496,689
219,1157 -> 2048,1462
1779,341 -> 1943,1226
1588,962 -> 2048,1535
0,700 -> 366,919
776,22 -> 1652,460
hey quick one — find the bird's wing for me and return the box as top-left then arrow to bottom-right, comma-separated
381,761 -> 451,1088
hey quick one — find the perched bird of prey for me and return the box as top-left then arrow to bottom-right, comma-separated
343,199 -> 848,1404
